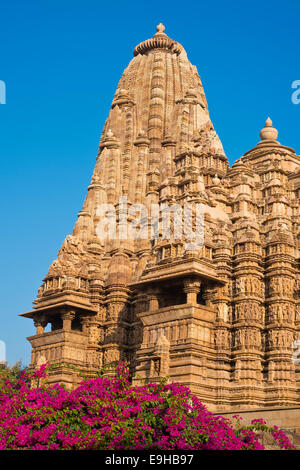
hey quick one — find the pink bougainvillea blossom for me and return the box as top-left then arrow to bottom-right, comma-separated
0,363 -> 295,450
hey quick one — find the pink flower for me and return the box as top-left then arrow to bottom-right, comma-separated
0,362 -> 295,450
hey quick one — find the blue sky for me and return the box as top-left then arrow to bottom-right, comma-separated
0,0 -> 299,366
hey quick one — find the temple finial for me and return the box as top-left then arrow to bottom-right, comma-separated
265,117 -> 273,127
156,23 -> 165,33
259,117 -> 278,141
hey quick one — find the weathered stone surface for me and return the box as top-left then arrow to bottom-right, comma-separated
20,25 -> 300,418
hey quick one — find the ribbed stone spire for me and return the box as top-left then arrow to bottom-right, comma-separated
94,24 -> 228,208
29,23 -> 229,281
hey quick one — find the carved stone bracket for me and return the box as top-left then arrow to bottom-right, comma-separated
33,318 -> 48,335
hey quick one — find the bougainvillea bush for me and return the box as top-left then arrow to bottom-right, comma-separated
0,363 -> 295,450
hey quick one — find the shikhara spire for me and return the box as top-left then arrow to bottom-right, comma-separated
21,26 -> 300,428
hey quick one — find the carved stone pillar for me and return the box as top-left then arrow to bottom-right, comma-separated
87,321 -> 101,345
81,318 -> 89,334
61,311 -> 76,331
147,287 -> 160,311
148,295 -> 159,311
102,275 -> 130,372
264,235 -> 297,404
183,278 -> 201,304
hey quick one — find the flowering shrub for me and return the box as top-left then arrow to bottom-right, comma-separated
0,361 -> 28,387
0,363 -> 295,450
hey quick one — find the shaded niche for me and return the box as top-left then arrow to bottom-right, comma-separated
51,318 -> 63,331
158,284 -> 186,308
197,285 -> 206,305
71,315 -> 83,332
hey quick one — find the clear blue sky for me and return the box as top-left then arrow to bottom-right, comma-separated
0,0 -> 299,366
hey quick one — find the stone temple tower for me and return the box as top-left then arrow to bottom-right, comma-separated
21,25 -> 300,418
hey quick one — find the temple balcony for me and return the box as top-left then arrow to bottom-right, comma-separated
27,328 -> 88,366
19,297 -> 98,379
130,257 -> 225,314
